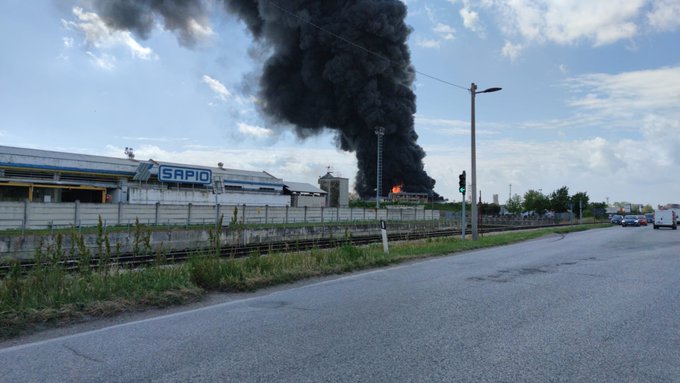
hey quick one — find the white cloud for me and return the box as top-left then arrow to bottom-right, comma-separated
415,116 -> 499,136
559,64 -> 568,74
640,114 -> 680,165
460,6 -> 484,36
474,0 -> 680,58
490,0 -> 645,46
414,5 -> 455,48
185,18 -> 215,42
647,0 -> 680,31
202,75 -> 232,101
501,41 -> 522,60
565,66 -> 680,118
63,7 -> 157,63
415,37 -> 441,49
237,122 -> 273,138
86,51 -> 116,70
433,23 -> 455,40
62,37 -> 74,48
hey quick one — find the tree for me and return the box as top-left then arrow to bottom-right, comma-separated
589,201 -> 608,218
523,189 -> 549,215
549,186 -> 570,213
506,194 -> 523,215
479,202 -> 500,216
571,192 -> 589,216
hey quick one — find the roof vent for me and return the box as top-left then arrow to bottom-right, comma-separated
124,147 -> 135,159
218,162 -> 224,169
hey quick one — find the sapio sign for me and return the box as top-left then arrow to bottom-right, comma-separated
158,165 -> 212,184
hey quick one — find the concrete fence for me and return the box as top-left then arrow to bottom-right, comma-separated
0,201 -> 440,231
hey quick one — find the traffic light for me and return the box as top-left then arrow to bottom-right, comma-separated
458,171 -> 466,194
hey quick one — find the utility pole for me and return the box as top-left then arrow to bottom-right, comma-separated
469,82 -> 501,240
459,171 -> 467,240
470,83 -> 478,239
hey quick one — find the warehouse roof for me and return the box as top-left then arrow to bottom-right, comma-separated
284,181 -> 326,195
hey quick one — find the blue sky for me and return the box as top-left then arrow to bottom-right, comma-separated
1,0 -> 679,207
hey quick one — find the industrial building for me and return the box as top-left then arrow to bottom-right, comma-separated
318,172 -> 349,207
0,145 -> 326,207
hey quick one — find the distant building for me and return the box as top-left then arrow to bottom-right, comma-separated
0,145 -> 299,206
284,182 -> 327,207
318,172 -> 349,208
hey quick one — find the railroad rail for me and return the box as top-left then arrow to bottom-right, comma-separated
0,223 -> 568,276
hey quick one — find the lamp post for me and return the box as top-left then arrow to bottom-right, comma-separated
375,127 -> 384,209
470,83 -> 501,240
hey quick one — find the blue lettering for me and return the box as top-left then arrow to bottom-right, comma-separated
161,167 -> 172,179
159,166 -> 211,184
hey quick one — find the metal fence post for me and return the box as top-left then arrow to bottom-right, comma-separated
117,202 -> 122,225
285,205 -> 289,224
155,202 -> 160,226
22,199 -> 28,231
187,203 -> 192,226
265,205 -> 269,224
74,200 -> 80,227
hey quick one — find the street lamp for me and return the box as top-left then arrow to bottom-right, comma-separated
470,83 -> 501,240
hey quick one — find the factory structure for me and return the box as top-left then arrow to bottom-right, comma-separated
0,145 -> 345,208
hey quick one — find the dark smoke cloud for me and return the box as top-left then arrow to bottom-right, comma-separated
90,0 -> 436,197
92,0 -> 209,47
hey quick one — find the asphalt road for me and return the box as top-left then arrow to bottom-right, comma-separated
1,226 -> 679,382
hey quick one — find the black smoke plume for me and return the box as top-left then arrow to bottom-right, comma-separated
91,0 -> 436,198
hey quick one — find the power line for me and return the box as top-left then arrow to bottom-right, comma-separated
266,0 -> 469,92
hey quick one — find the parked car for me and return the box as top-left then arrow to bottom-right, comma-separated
610,215 -> 623,225
621,215 -> 640,227
637,215 -> 648,226
645,213 -> 654,223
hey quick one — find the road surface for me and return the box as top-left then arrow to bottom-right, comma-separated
1,226 -> 679,382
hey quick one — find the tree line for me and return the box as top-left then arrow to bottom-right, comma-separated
506,186 -> 595,216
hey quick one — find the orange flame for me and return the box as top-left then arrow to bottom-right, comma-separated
392,184 -> 403,194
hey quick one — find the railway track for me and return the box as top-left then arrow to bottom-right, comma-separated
0,223 -> 566,276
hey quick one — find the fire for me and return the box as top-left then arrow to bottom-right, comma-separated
392,184 -> 403,194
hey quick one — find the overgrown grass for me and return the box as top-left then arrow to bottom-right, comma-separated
0,224 -> 608,339
0,264 -> 201,339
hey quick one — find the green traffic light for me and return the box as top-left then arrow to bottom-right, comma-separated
459,187 -> 465,194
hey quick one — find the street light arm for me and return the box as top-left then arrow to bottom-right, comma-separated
477,87 -> 502,94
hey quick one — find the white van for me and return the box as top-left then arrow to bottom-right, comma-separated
653,210 -> 677,230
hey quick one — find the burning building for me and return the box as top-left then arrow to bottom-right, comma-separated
388,183 -> 429,203
87,0 -> 436,199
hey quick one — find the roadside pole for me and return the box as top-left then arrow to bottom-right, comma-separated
461,197 -> 466,240
380,219 -> 389,254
